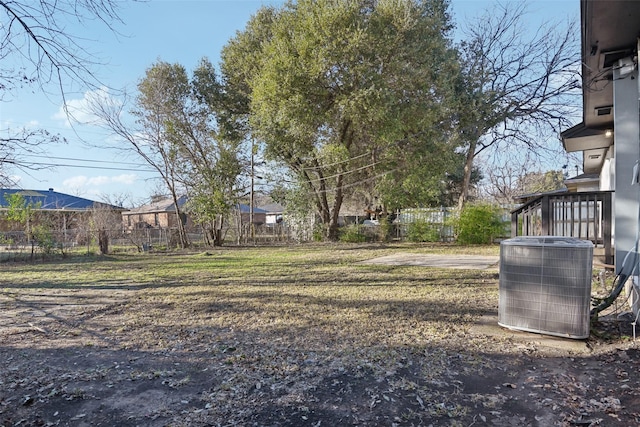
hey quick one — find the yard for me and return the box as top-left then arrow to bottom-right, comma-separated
0,243 -> 638,426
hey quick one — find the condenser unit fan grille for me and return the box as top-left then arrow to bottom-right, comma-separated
498,237 -> 593,339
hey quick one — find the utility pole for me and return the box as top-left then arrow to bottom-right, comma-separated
250,138 -> 255,242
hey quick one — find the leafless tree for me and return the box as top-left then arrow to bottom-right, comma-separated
1,0 -> 125,99
98,191 -> 134,209
0,128 -> 67,185
88,90 -> 190,249
1,0 -> 127,182
481,163 -> 556,206
455,2 -> 581,209
90,204 -> 123,254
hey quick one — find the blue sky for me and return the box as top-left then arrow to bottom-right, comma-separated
2,0 -> 579,207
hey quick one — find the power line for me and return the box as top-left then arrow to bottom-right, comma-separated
298,160 -> 386,184
314,169 -> 397,193
34,162 -> 156,172
4,159 -> 156,173
298,151 -> 374,171
22,154 -> 149,167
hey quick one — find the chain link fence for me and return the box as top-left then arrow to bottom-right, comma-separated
0,224 -> 311,262
1,206 -> 508,261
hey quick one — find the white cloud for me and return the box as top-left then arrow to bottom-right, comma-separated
88,176 -> 112,186
53,87 -> 121,127
61,174 -> 138,195
112,174 -> 137,185
8,175 -> 22,186
62,175 -> 91,188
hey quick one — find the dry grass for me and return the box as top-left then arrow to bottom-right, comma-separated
3,243 -> 635,426
1,243 -> 499,353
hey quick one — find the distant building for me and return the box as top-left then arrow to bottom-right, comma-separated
0,188 -> 124,232
237,203 -> 267,226
122,195 -> 267,231
122,195 -> 191,231
258,203 -> 284,225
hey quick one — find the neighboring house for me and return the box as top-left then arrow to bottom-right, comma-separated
512,0 -> 640,270
122,195 -> 190,231
0,188 -> 124,232
259,203 -> 284,226
236,204 -> 267,226
563,173 -> 600,193
561,0 -> 640,272
122,196 -> 267,231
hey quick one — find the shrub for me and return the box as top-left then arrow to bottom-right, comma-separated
312,224 -> 325,242
378,217 -> 393,242
454,204 -> 506,245
406,219 -> 441,242
32,224 -> 56,255
339,224 -> 368,243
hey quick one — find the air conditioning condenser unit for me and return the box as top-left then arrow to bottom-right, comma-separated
498,236 -> 593,339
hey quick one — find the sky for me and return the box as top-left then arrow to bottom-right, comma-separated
2,0 -> 579,207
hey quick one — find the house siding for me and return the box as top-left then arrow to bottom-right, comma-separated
613,62 -> 640,272
600,148 -> 614,192
123,211 -> 188,230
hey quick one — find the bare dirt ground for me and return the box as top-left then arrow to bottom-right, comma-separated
1,250 -> 639,427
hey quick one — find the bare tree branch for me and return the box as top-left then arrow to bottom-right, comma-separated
455,1 -> 581,208
0,0 -> 125,100
0,0 -> 129,184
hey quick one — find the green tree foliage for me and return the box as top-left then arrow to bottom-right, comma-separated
454,203 -> 507,245
131,61 -> 192,248
221,0 -> 459,240
438,158 -> 483,207
4,193 -> 38,234
138,60 -> 244,247
3,193 -> 43,260
93,59 -> 243,247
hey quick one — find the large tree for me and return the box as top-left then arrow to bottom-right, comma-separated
1,0 -> 127,182
222,0 -> 459,239
90,59 -> 243,247
454,2 -> 580,209
90,62 -> 191,248
168,59 -> 244,247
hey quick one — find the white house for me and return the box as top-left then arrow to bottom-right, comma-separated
560,1 -> 640,275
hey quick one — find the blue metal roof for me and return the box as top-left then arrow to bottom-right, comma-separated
237,204 -> 267,214
0,189 -> 124,211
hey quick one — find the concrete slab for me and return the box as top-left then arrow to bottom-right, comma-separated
470,315 -> 591,354
360,253 -> 499,270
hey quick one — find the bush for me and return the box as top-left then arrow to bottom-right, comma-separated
339,224 -> 368,243
32,224 -> 56,255
312,224 -> 325,242
406,220 -> 441,242
378,217 -> 393,242
454,204 -> 506,245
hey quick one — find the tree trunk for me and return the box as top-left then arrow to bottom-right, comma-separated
327,174 -> 345,241
458,138 -> 478,210
169,193 -> 189,249
206,215 -> 224,247
98,229 -> 109,254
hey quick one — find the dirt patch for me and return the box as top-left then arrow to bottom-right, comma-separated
2,309 -> 638,426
